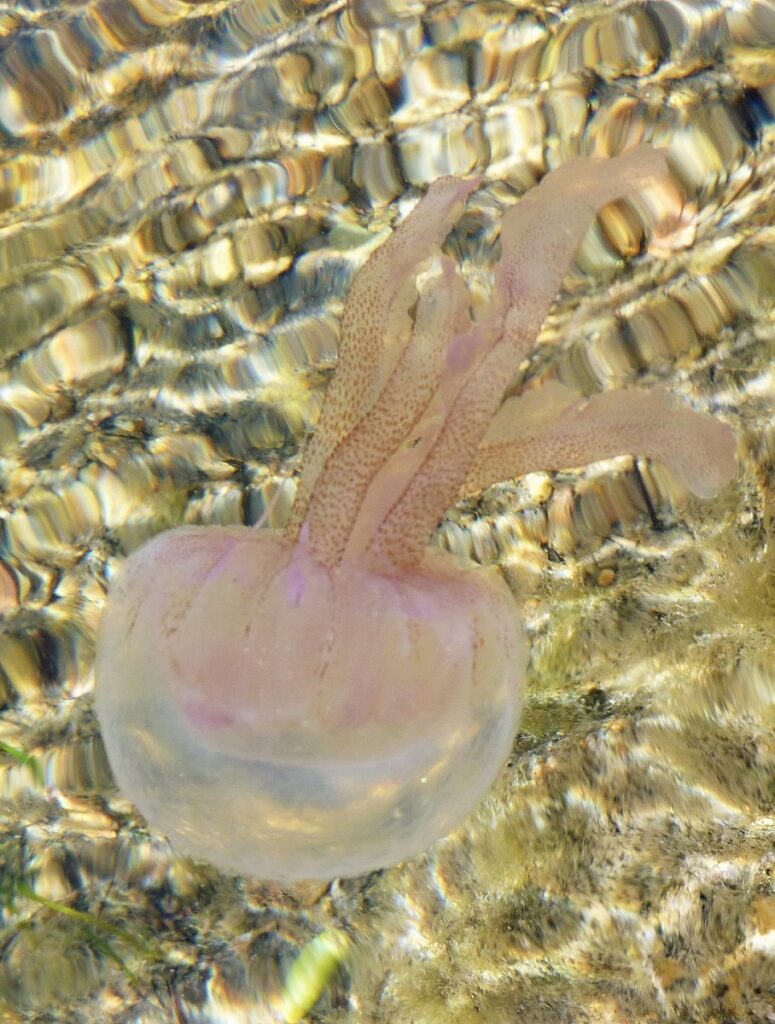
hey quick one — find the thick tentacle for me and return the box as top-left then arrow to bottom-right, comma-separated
289,176 -> 479,537
462,381 -> 737,499
372,148 -> 670,566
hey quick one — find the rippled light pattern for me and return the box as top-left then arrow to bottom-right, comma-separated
0,0 -> 774,1020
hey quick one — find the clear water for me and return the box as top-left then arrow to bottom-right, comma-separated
0,0 -> 774,1020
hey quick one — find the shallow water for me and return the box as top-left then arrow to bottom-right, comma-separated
0,1 -> 774,1021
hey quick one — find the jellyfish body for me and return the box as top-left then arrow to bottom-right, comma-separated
96,526 -> 523,880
